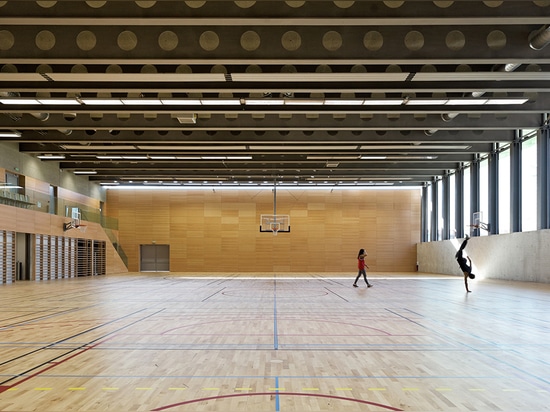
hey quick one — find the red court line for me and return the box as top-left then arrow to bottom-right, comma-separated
150,392 -> 404,411
0,337 -> 115,394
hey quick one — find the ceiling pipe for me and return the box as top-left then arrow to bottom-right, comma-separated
424,62 -> 521,136
529,25 -> 550,50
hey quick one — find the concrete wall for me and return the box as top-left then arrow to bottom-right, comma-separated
0,142 -> 105,202
417,230 -> 550,283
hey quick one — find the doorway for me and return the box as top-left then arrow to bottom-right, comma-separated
140,244 -> 170,272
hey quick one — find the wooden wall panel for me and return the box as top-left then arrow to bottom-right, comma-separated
107,188 -> 421,273
0,204 -> 127,275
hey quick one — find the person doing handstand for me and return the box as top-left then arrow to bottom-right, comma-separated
456,236 -> 475,292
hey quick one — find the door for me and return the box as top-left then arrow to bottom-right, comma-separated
140,244 -> 170,272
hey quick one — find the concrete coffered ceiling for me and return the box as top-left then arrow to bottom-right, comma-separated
0,0 -> 549,187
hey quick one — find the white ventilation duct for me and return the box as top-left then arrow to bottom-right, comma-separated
529,25 -> 550,50
424,63 -> 521,136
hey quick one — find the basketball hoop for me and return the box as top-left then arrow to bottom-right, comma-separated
270,222 -> 280,236
77,224 -> 88,233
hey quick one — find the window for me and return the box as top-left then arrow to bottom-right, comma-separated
498,145 -> 511,234
522,134 -> 537,231
463,166 -> 471,235
437,178 -> 443,240
449,173 -> 456,238
479,157 -> 489,236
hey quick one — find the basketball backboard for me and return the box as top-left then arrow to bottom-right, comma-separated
260,214 -> 290,236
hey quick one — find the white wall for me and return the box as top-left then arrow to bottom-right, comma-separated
417,230 -> 550,283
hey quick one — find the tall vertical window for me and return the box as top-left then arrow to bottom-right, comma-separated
498,145 -> 511,234
426,184 -> 432,241
522,134 -> 537,231
449,173 -> 456,238
437,178 -> 443,240
479,157 -> 489,236
463,166 -> 471,235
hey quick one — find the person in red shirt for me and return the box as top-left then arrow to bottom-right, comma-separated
353,248 -> 373,288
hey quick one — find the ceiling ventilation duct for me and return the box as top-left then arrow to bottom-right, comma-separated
529,25 -> 550,50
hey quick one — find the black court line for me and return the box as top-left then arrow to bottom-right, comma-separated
202,287 -> 226,302
0,307 -> 161,384
324,287 -> 349,302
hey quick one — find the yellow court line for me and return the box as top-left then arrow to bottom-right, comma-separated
34,388 -> 52,391
168,387 -> 187,391
68,387 -> 85,391
6,388 -> 18,391
235,388 -> 252,391
268,387 -> 285,391
469,388 -> 486,392
302,387 -> 319,391
335,387 -> 353,391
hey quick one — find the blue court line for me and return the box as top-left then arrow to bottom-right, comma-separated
275,376 -> 280,411
273,279 -> 278,350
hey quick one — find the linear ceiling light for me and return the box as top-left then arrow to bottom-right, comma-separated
323,99 -> 365,105
249,145 -> 358,150
37,154 -> 66,159
200,99 -> 241,105
445,98 -> 488,105
306,155 -> 360,160
0,131 -> 21,137
80,98 -> 123,105
405,99 -> 449,105
121,99 -> 164,105
244,99 -> 285,105
485,98 -> 529,105
74,170 -> 97,175
36,98 -> 80,105
136,145 -> 247,150
359,144 -> 471,150
284,99 -> 324,105
161,99 -> 202,105
363,99 -> 404,105
0,98 -> 40,104
62,145 -> 136,150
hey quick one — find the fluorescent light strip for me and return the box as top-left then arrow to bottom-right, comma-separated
249,145 -> 358,150
0,97 -> 530,107
0,98 -> 40,105
307,155 -> 360,160
161,99 -> 202,105
37,98 -> 80,105
363,99 -> 403,105
74,170 -> 97,175
137,145 -> 247,150
446,99 -> 488,105
359,144 -> 470,150
245,99 -> 285,105
200,99 -> 241,105
284,99 -> 324,105
0,131 -> 21,138
121,99 -> 164,106
80,98 -> 123,105
62,145 -> 136,150
37,154 -> 66,160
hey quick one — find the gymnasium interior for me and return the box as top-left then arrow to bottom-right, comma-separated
1,1 -> 550,411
